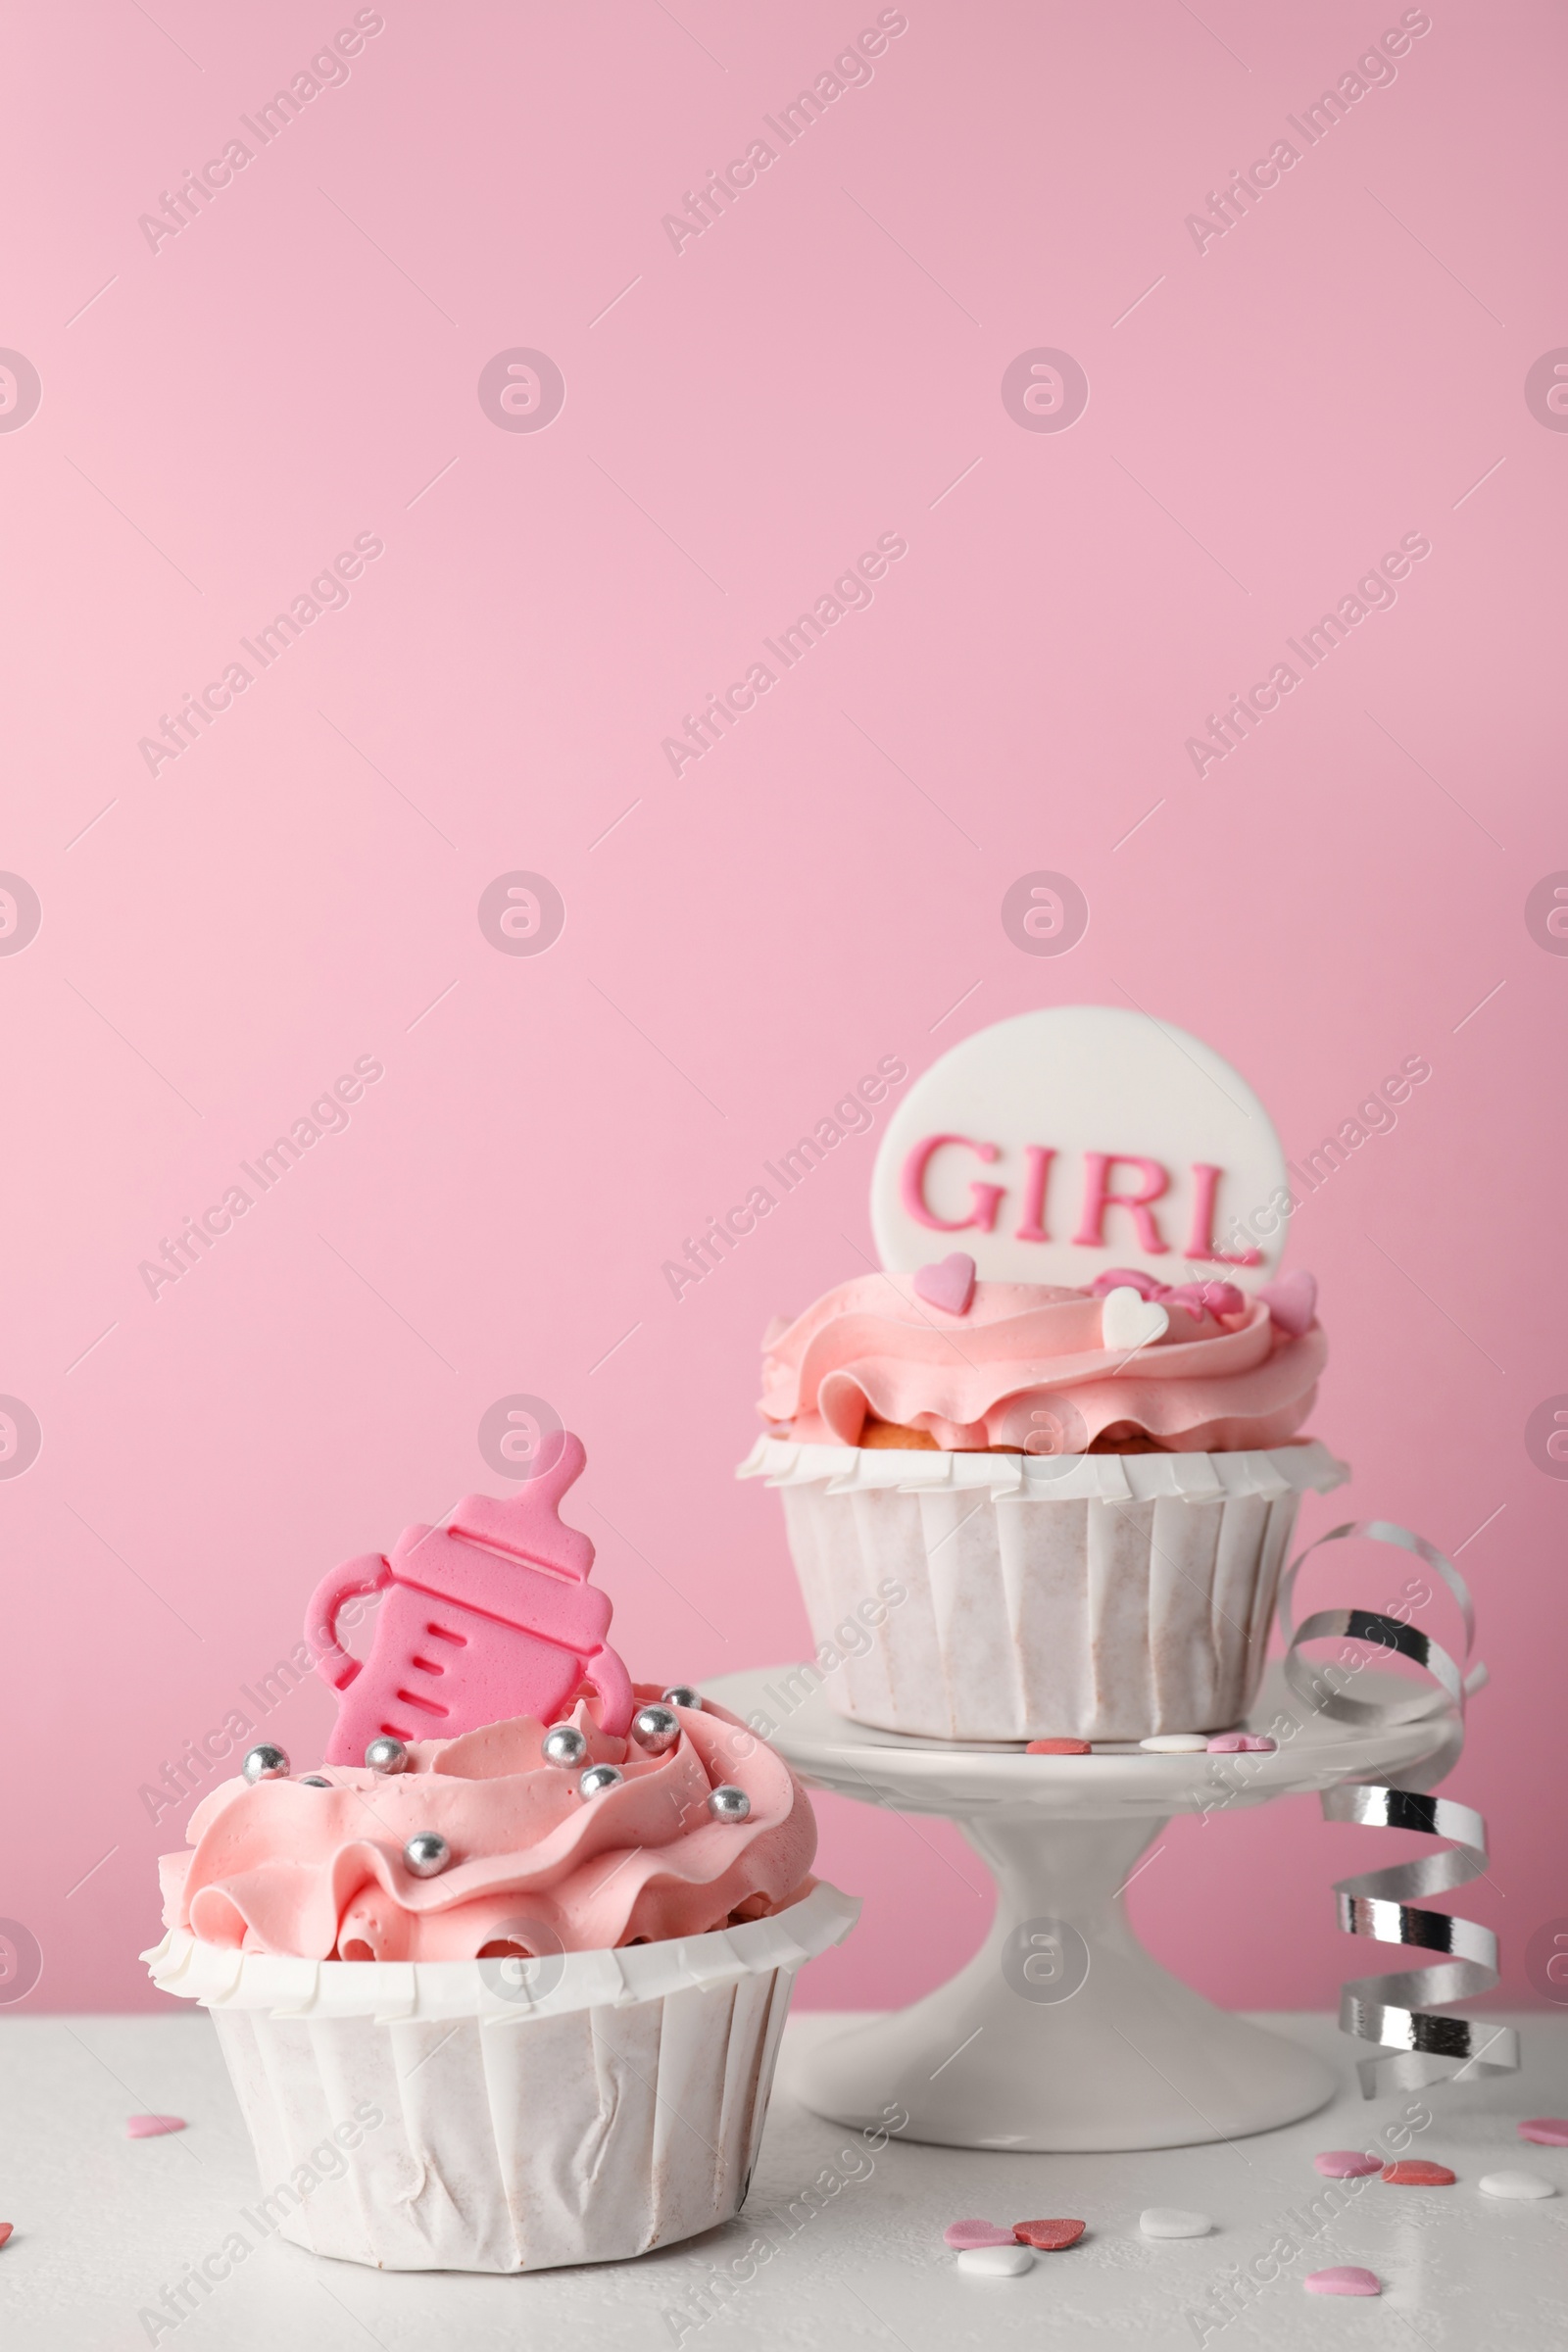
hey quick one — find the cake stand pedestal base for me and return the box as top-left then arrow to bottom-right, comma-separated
703,1660 -> 1460,2154
790,1811 -> 1332,2151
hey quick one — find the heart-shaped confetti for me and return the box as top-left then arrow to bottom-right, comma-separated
1314,2150 -> 1383,2179
0,2224 -> 12,2250
1520,2118 -> 1568,2146
956,2243 -> 1033,2277
1257,1269 -> 1317,1337
913,1253 -> 977,1317
944,2218 -> 1013,2249
1480,2171 -> 1554,2199
1382,2160 -> 1454,2186
1012,2217 -> 1085,2251
1206,1734 -> 1277,1754
1140,2208 -> 1210,2237
126,2114 -> 186,2139
1140,1734 -> 1208,1752
1305,2266 -> 1380,2297
1101,1286 -> 1168,1352
1027,1738 -> 1092,1755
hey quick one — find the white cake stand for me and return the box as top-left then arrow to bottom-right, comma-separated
702,1661 -> 1462,2153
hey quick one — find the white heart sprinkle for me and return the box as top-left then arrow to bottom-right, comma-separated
1140,1735 -> 1209,1753
1141,2207 -> 1212,2237
1101,1286 -> 1169,1352
956,2243 -> 1034,2277
1479,2171 -> 1555,2199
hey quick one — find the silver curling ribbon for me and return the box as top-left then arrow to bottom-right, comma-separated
1278,1516 -> 1519,2098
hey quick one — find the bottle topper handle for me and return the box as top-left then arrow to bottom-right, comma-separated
580,1639 -> 634,1740
306,1552 -> 391,1691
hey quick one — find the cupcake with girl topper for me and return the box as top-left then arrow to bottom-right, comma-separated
143,1431 -> 855,2273
738,1006 -> 1348,1742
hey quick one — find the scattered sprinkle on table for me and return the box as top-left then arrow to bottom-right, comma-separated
944,2219 -> 1013,2249
1480,2171 -> 1555,2200
1382,2160 -> 1454,2186
1140,1734 -> 1208,1752
1206,1733 -> 1277,1753
1305,2266 -> 1380,2296
1519,2118 -> 1568,2146
1140,2207 -> 1211,2237
126,2115 -> 186,2139
956,2243 -> 1033,2277
1314,2150 -> 1383,2178
0,2224 -> 12,2250
1012,2218 -> 1085,2250
1026,1739 -> 1092,1754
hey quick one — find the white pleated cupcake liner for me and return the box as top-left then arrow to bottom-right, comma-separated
143,1881 -> 858,2273
738,1438 -> 1348,1741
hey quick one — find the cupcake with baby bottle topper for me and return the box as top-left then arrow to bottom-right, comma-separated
738,1004 -> 1348,1742
144,1430 -> 855,2273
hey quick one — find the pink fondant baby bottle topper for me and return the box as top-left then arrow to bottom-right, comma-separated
307,1431 -> 633,1763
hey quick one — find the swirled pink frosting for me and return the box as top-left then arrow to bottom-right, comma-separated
760,1273 -> 1325,1452
158,1689 -> 815,1962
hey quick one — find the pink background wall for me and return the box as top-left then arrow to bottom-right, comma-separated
2,0 -> 1563,2016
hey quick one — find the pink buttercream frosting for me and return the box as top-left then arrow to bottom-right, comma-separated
158,1689 -> 815,1962
759,1271 -> 1326,1452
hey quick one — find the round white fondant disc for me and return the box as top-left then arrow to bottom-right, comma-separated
870,1004 -> 1289,1290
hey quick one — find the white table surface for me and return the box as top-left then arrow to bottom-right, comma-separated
2,2008 -> 1563,2350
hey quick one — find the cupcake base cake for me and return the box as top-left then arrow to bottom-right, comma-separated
145,1876 -> 855,2273
744,1257 -> 1344,1742
740,1431 -> 1346,1741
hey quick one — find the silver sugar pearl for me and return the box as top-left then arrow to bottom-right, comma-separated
662,1686 -> 703,1712
242,1743 -> 290,1784
707,1785 -> 751,1824
300,1775 -> 332,1788
365,1736 -> 410,1776
578,1763 -> 624,1800
542,1723 -> 588,1769
631,1703 -> 680,1755
403,1832 -> 451,1878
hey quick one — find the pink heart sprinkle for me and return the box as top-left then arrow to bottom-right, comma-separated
944,2218 -> 1013,2249
1013,2217 -> 1086,2251
1207,1734 -> 1277,1753
913,1253 -> 977,1317
1314,2150 -> 1384,2178
1257,1269 -> 1317,1338
1520,2118 -> 1568,2146
126,2115 -> 186,2139
0,2223 -> 12,2249
1305,2266 -> 1380,2297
